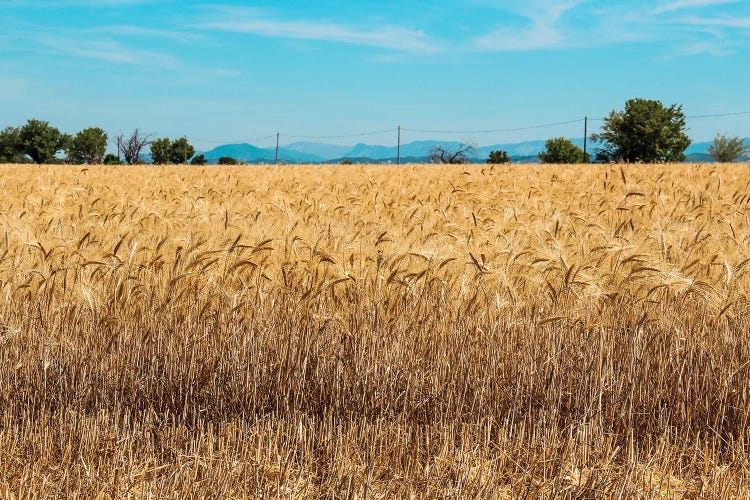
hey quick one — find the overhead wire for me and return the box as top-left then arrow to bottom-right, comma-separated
285,128 -> 395,140
187,134 -> 277,145
686,111 -> 750,119
589,110 -> 750,121
401,119 -> 585,135
168,110 -> 748,147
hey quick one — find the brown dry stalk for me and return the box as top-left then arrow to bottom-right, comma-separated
0,163 -> 748,497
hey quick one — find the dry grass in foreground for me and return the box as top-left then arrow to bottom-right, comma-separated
0,163 -> 749,497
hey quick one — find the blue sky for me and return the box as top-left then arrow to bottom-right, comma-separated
1,0 -> 749,150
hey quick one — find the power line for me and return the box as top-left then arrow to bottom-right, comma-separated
186,134 -> 277,145
285,128 -> 394,140
686,111 -> 750,119
172,110 -> 749,147
590,111 -> 750,121
401,119 -> 585,135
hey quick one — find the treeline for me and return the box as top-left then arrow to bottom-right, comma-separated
0,120 -> 113,165
474,99 -> 745,165
1,99 -> 748,165
0,122 -> 202,165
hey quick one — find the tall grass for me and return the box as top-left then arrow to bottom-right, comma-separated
0,163 -> 749,497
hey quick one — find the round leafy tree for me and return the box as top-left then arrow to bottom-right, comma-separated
709,133 -> 748,163
593,98 -> 691,163
19,119 -> 69,164
218,156 -> 239,165
170,137 -> 195,164
190,154 -> 208,166
487,150 -> 511,164
538,137 -> 587,164
66,127 -> 108,164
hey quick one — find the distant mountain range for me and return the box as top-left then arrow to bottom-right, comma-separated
197,138 -> 748,164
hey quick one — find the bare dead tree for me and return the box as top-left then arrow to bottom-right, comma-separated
428,143 -> 477,164
116,129 -> 153,165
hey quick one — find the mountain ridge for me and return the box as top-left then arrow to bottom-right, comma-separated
198,138 -> 748,164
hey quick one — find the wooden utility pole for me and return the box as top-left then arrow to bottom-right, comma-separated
275,133 -> 280,165
397,126 -> 401,165
583,117 -> 588,163
184,135 -> 188,165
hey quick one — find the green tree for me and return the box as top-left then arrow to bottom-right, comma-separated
592,98 -> 691,163
538,137 -> 588,164
150,138 -> 172,165
170,137 -> 195,164
0,126 -> 24,163
103,153 -> 123,165
708,133 -> 748,163
487,150 -> 511,164
19,119 -> 69,164
66,127 -> 108,164
218,156 -> 238,165
150,137 -> 195,164
190,154 -> 208,166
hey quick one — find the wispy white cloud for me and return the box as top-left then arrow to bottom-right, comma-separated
89,25 -> 205,43
652,0 -> 743,15
33,34 -> 179,68
472,0 -> 749,55
473,0 -> 586,51
667,39 -> 734,56
2,0 -> 158,7
678,15 -> 750,29
196,7 -> 438,54
474,22 -> 565,51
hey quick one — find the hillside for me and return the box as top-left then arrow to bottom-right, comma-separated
200,138 -> 587,164
198,137 -> 747,164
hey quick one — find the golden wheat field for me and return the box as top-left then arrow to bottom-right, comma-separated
0,162 -> 749,497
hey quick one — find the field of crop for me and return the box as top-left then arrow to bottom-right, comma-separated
0,163 -> 749,497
